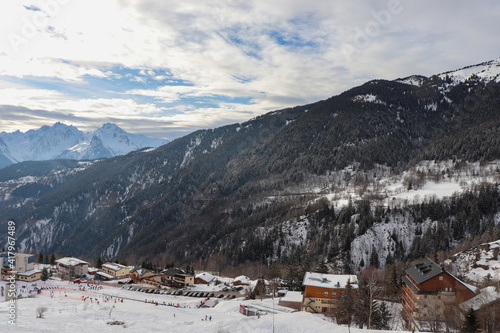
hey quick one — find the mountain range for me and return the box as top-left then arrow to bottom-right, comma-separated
0,122 -> 169,169
0,58 -> 499,272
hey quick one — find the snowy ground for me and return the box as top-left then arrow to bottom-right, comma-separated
0,279 -> 409,333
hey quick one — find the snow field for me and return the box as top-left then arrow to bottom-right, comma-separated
0,279 -> 409,333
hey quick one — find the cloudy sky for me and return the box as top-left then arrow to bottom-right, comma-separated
0,0 -> 499,139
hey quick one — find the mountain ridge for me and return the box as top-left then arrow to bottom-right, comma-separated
0,122 -> 169,169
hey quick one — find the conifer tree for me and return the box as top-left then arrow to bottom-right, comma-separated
461,308 -> 480,333
41,267 -> 49,282
316,258 -> 329,274
96,255 -> 103,269
336,280 -> 355,326
50,253 -> 56,266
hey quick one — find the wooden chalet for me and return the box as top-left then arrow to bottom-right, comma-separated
302,272 -> 358,313
402,258 -> 478,331
161,268 -> 194,287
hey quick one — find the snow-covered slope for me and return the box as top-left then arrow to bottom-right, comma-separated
438,57 -> 500,84
0,122 -> 169,166
448,238 -> 500,283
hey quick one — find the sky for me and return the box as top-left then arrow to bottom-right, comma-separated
0,0 -> 499,140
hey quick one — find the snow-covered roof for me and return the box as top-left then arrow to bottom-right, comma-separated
280,291 -> 303,303
17,269 -> 41,276
448,272 -> 479,294
95,271 -> 115,279
302,272 -> 358,289
56,257 -> 89,267
233,275 -> 251,284
102,263 -> 128,271
195,272 -> 215,283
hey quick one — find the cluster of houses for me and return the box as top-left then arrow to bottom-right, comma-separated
1,252 -> 496,331
0,252 -> 41,282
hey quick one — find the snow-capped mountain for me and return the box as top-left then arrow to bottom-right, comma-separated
55,123 -> 168,160
0,122 -> 168,168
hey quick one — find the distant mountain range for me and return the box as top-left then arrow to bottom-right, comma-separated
0,123 -> 169,169
0,57 -> 499,270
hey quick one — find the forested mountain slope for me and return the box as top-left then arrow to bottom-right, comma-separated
1,58 -> 499,271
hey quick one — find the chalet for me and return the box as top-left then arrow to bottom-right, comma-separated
402,258 -> 478,331
302,272 -> 358,313
101,263 -> 130,279
161,268 -> 194,287
144,275 -> 163,286
17,269 -> 42,282
232,275 -> 251,286
55,257 -> 89,280
129,267 -> 155,284
195,272 -> 215,285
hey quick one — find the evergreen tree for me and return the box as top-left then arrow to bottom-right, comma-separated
283,259 -> 301,291
373,302 -> 391,330
336,280 -> 355,326
328,241 -> 339,261
267,262 -> 281,281
41,267 -> 49,282
369,245 -> 380,268
43,255 -> 49,265
38,253 -> 44,264
301,258 -> 311,274
461,308 -> 480,333
96,255 -> 103,269
386,266 -> 401,301
49,253 -> 56,266
315,258 -> 329,274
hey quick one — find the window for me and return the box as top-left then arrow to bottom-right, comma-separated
332,292 -> 336,296
439,276 -> 443,281
324,292 -> 329,296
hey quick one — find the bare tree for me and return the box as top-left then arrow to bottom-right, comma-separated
356,266 -> 382,329
36,306 -> 48,319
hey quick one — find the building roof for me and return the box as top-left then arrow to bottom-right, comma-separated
95,271 -> 115,279
102,263 -> 128,271
162,268 -> 185,276
130,267 -> 153,277
233,275 -> 251,284
280,291 -> 303,303
56,257 -> 89,267
196,272 -> 215,283
302,272 -> 358,289
17,269 -> 41,276
405,258 -> 445,285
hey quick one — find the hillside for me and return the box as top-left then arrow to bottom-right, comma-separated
0,58 -> 500,271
